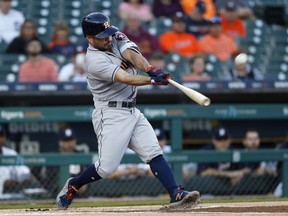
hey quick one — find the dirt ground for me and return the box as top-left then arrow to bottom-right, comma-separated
1,201 -> 288,216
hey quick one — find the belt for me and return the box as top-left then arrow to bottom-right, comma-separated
108,100 -> 136,108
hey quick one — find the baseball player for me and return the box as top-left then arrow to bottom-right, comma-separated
56,12 -> 200,209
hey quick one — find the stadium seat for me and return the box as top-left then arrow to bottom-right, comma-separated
163,53 -> 189,81
11,0 -> 31,17
43,54 -> 69,68
205,55 -> 228,80
239,19 -> 272,76
149,17 -> 172,38
0,54 -> 26,82
0,39 -> 8,53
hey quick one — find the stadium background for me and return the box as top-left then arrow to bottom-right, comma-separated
0,0 -> 288,201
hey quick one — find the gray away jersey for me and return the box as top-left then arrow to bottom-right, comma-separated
85,32 -> 140,106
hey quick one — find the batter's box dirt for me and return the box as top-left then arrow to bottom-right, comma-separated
193,205 -> 288,213
2,201 -> 288,216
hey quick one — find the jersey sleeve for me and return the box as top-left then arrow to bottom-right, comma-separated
112,32 -> 140,55
86,54 -> 119,82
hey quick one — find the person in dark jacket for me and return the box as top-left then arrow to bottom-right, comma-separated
6,19 -> 49,54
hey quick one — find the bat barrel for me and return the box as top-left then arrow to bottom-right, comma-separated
167,78 -> 211,107
202,98 -> 211,107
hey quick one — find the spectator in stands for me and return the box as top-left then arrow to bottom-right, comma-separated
185,0 -> 210,39
182,53 -> 211,81
159,12 -> 202,59
122,15 -> 160,60
6,19 -> 49,54
0,124 -> 43,196
19,39 -> 58,82
35,127 -> 89,197
219,1 -> 246,40
118,0 -> 153,22
0,0 -> 24,44
215,0 -> 255,20
58,52 -> 86,82
180,0 -> 216,20
149,51 -> 166,68
152,0 -> 183,18
199,16 -> 238,62
224,51 -> 263,81
48,22 -> 77,58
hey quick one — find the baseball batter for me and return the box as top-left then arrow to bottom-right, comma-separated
56,12 -> 200,210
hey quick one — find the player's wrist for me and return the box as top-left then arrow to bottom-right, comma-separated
150,77 -> 155,85
145,65 -> 154,73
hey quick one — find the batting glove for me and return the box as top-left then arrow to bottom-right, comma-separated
150,73 -> 171,85
145,65 -> 165,77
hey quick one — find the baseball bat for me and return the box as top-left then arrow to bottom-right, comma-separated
167,78 -> 211,106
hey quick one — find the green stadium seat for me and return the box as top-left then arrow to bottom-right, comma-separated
205,55 -> 228,80
11,0 -> 31,17
43,54 -> 69,68
0,54 -> 26,82
163,53 -> 189,81
149,17 -> 172,37
0,39 -> 8,54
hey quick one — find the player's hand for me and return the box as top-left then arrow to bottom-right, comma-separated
150,73 -> 171,85
145,65 -> 165,77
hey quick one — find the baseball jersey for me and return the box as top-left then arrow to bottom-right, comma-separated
85,32 -> 140,106
0,9 -> 24,44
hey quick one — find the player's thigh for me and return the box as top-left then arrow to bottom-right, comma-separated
129,110 -> 162,163
92,108 -> 137,169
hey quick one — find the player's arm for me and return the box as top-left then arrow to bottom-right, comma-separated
122,48 -> 166,77
114,67 -> 169,86
115,67 -> 150,86
121,48 -> 150,72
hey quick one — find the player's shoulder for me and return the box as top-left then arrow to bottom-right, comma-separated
113,32 -> 128,41
112,31 -> 139,53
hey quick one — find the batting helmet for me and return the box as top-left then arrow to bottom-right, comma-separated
82,12 -> 118,38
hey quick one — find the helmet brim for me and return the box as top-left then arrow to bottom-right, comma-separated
95,26 -> 119,39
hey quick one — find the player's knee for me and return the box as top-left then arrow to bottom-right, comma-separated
96,166 -> 118,178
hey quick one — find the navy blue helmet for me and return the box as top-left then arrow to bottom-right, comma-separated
82,12 -> 118,38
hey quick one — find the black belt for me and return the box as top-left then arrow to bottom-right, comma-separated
108,100 -> 136,108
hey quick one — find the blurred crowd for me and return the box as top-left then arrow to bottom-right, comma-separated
0,0 -> 271,82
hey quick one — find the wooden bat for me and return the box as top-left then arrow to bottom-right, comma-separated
167,78 -> 211,106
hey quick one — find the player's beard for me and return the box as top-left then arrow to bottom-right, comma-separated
94,42 -> 112,52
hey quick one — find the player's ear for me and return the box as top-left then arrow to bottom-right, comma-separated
86,35 -> 93,43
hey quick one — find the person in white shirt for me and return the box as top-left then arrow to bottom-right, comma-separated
0,0 -> 25,44
0,124 -> 33,196
58,53 -> 86,82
